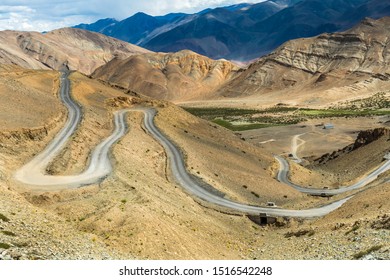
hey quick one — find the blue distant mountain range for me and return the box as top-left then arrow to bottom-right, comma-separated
74,0 -> 390,61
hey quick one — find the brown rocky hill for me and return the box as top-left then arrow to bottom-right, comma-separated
217,17 -> 390,107
91,50 -> 239,101
0,28 -> 149,75
0,28 -> 238,102
311,128 -> 390,182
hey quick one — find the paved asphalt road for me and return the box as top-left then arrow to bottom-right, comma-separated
14,72 -> 130,188
14,71 -> 376,217
139,108 -> 352,217
275,155 -> 390,196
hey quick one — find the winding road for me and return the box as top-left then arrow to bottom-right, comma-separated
14,72 -> 130,188
139,108 -> 352,217
14,71 -> 388,218
276,155 -> 390,196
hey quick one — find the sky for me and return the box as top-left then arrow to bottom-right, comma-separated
0,0 -> 262,32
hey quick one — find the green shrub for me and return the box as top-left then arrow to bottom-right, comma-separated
345,224 -> 360,235
1,231 -> 16,237
353,245 -> 383,259
0,243 -> 11,249
0,213 -> 10,222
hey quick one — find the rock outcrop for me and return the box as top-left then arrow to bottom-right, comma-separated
314,128 -> 390,164
353,128 -> 390,150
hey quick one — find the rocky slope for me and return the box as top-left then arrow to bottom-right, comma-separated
0,68 -> 309,260
217,17 -> 390,106
91,50 -> 239,101
310,128 -> 390,182
315,128 -> 390,162
0,28 -> 149,75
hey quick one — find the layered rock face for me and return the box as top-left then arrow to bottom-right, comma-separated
0,28 -> 149,75
92,50 -> 239,101
219,17 -> 390,104
273,18 -> 390,75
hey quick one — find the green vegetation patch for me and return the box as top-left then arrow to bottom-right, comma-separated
183,102 -> 390,132
298,108 -> 390,118
183,106 -> 300,131
333,92 -> 390,110
182,107 -> 262,119
0,242 -> 11,249
212,119 -> 282,131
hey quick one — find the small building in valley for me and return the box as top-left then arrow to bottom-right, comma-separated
323,123 -> 334,129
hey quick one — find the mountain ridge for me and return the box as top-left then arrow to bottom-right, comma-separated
0,27 -> 149,75
214,16 -> 390,106
91,50 -> 239,101
74,0 -> 390,61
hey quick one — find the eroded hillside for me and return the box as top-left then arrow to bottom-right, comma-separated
0,68 -> 308,260
0,64 -> 389,260
215,17 -> 390,107
0,28 -> 149,75
92,50 -> 239,102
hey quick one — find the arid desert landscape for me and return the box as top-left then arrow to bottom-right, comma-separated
0,0 -> 389,261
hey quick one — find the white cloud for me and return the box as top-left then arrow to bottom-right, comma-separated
112,0 -> 260,18
0,0 -> 262,32
0,8 -> 93,31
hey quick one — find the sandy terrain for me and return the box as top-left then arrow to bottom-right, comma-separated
0,65 -> 63,129
1,68 -> 389,260
242,116 -> 388,158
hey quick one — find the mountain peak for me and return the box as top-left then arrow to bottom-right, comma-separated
132,12 -> 153,18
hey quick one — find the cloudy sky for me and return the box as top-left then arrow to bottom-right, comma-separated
0,0 -> 262,32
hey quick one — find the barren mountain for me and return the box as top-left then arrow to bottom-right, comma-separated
0,28 -> 149,75
91,50 -> 239,101
1,9 -> 389,262
216,17 -> 390,107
